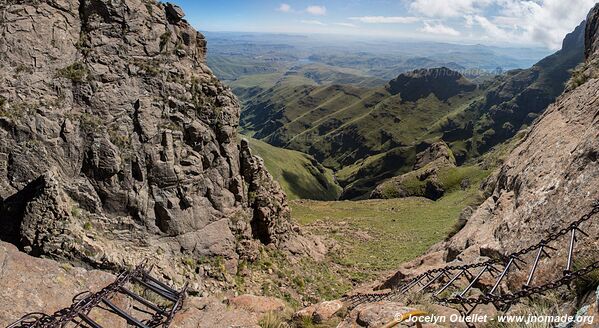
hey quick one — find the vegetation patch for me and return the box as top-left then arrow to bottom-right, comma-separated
133,58 -> 162,77
57,62 -> 89,82
77,113 -> 103,134
0,100 -> 34,121
573,249 -> 599,296
160,30 -> 172,52
375,163 -> 490,200
567,59 -> 599,90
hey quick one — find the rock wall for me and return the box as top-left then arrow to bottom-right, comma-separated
0,0 -> 300,287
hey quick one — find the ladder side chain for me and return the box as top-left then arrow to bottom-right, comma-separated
7,264 -> 188,328
343,201 -> 599,310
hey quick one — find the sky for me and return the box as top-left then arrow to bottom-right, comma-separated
170,0 -> 599,49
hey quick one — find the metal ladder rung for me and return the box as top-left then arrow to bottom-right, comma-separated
143,273 -> 179,295
101,297 -> 151,328
120,286 -> 167,314
133,277 -> 178,303
78,313 -> 103,328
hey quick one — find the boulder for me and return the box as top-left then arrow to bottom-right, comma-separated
228,294 -> 287,313
165,3 -> 185,23
338,301 -> 422,328
312,300 -> 345,323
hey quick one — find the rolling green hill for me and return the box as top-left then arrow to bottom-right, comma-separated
240,68 -> 484,198
241,22 -> 585,199
243,67 -> 482,169
228,63 -> 386,104
245,136 -> 341,200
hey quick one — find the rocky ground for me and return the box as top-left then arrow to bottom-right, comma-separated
0,240 -> 294,327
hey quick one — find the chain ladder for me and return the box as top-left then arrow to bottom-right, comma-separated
7,264 -> 188,328
343,202 -> 599,312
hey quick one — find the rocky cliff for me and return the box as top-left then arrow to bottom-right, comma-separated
0,0 -> 313,290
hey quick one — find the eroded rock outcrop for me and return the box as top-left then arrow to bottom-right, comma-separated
0,0 -> 305,292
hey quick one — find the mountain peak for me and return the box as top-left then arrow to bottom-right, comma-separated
585,3 -> 599,59
386,67 -> 476,102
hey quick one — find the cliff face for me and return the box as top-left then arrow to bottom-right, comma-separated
0,0 -> 304,285
382,4 -> 599,289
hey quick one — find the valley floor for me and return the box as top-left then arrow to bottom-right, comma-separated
280,187 -> 484,301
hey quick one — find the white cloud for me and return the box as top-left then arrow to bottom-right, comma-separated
496,0 -> 597,49
472,15 -> 512,40
491,15 -> 522,28
277,3 -> 291,13
464,15 -> 475,28
459,0 -> 597,49
306,5 -> 327,16
334,22 -> 358,27
409,0 -> 597,49
420,22 -> 461,36
349,16 -> 420,24
410,0 -> 493,18
300,19 -> 326,25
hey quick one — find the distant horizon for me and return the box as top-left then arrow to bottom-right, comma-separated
169,0 -> 597,51
199,29 -> 554,51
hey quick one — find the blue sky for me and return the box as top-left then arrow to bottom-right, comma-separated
170,0 -> 598,49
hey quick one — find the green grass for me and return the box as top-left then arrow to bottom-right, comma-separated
291,187 -> 483,275
246,136 -> 341,200
242,76 -> 484,199
230,72 -> 282,90
57,62 -> 88,82
231,187 -> 481,307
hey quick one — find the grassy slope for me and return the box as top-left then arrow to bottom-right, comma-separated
232,186 -> 484,312
246,136 -> 341,200
334,37 -> 582,197
234,130 -> 520,309
291,186 -> 484,282
246,81 -> 482,167
375,164 -> 490,199
228,63 -> 385,104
